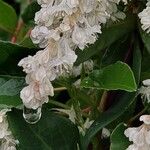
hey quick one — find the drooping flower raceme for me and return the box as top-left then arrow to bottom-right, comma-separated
124,115 -> 150,150
18,0 -> 127,109
138,0 -> 150,33
0,109 -> 18,150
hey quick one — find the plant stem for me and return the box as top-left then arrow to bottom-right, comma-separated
11,18 -> 24,43
128,106 -> 148,126
49,100 -> 69,109
98,91 -> 108,112
54,87 -> 67,92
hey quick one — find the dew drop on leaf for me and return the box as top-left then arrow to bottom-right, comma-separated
23,106 -> 42,124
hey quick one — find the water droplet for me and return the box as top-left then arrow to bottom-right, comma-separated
23,106 -> 42,124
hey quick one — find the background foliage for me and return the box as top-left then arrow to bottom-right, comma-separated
0,0 -> 149,149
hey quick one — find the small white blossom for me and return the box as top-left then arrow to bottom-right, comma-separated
124,115 -> 150,150
139,79 -> 150,103
0,109 -> 18,150
37,0 -> 54,7
20,80 -> 53,109
31,26 -> 50,48
138,1 -> 150,33
143,79 -> 150,86
101,128 -> 111,138
78,118 -> 94,136
122,0 -> 128,5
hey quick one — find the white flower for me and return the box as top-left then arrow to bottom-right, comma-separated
121,0 -> 127,4
0,109 -> 10,123
20,79 -> 53,109
84,118 -> 94,129
143,79 -> 150,86
37,0 -> 54,7
66,0 -> 79,9
79,0 -> 97,13
101,128 -> 110,138
31,26 -> 50,48
72,23 -> 101,49
18,56 -> 38,74
139,79 -> 150,103
138,4 -> 150,33
0,119 -> 9,139
78,118 -> 94,136
124,115 -> 150,150
0,109 -> 18,150
140,115 -> 150,125
147,0 -> 150,7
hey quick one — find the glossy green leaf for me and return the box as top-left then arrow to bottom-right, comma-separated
100,35 -> 129,67
82,92 -> 136,149
132,38 -> 142,85
75,15 -> 135,65
141,49 -> 150,80
0,0 -> 17,33
8,109 -> 80,150
0,40 -> 37,66
0,75 -> 24,107
19,37 -> 37,48
81,61 -> 137,92
110,123 -> 130,150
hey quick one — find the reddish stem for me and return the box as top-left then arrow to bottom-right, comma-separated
11,19 -> 24,43
82,107 -> 91,113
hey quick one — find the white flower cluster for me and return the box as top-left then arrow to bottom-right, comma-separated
124,115 -> 150,150
138,0 -> 150,33
139,79 -> 150,103
19,0 -> 127,109
0,109 -> 18,150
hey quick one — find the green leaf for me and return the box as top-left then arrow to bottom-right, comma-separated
75,15 -> 135,65
0,40 -> 37,64
81,61 -> 137,92
0,29 -> 10,40
100,35 -> 129,67
0,0 -> 17,33
21,1 -> 41,24
81,92 -> 136,149
0,40 -> 38,75
0,95 -> 21,109
141,49 -> 150,80
19,37 -> 37,48
0,75 -> 24,107
110,123 -> 130,150
8,109 -> 80,150
132,38 -> 142,85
